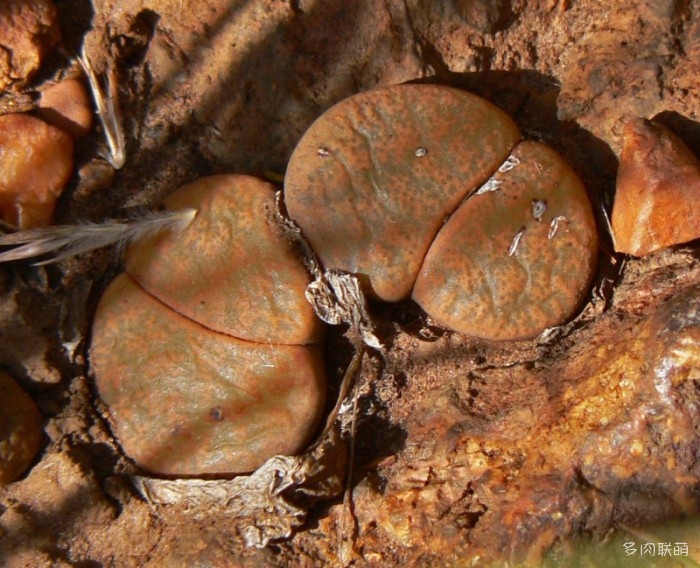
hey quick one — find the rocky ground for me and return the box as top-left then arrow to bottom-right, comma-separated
1,0 -> 700,566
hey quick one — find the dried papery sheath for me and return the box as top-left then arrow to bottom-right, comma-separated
132,427 -> 346,548
508,227 -> 526,256
76,49 -> 126,169
305,270 -> 382,350
498,154 -> 520,173
548,215 -> 567,239
0,209 -> 196,264
275,192 -> 382,349
275,191 -> 324,280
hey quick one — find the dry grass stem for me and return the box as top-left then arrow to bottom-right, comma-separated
77,49 -> 126,169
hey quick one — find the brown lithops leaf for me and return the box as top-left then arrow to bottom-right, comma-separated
0,371 -> 43,484
91,274 -> 326,476
125,175 -> 323,345
0,112 -> 74,228
285,84 -> 521,302
412,141 -> 598,341
612,117 -> 700,256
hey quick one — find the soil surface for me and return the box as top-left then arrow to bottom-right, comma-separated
1,0 -> 700,566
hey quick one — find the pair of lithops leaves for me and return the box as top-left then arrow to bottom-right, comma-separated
91,84 -> 598,476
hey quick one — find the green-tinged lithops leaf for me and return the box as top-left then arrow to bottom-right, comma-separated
125,174 -> 323,345
413,141 -> 598,341
285,84 -> 521,302
0,371 -> 42,484
91,274 -> 326,476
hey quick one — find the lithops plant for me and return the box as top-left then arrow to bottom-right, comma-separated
90,175 -> 326,476
0,370 -> 43,484
285,84 -> 598,340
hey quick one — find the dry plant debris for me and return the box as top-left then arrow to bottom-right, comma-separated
612,118 -> 700,257
76,50 -> 126,169
133,427 -> 347,548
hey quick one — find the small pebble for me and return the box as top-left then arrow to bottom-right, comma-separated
0,112 -> 74,228
38,78 -> 94,139
0,371 -> 43,484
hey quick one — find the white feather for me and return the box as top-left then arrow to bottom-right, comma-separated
0,208 -> 196,265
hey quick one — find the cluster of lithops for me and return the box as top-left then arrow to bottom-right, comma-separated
90,84 -> 600,477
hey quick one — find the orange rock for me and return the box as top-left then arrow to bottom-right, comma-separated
612,118 -> 700,256
37,79 -> 94,139
0,0 -> 61,90
0,371 -> 43,484
0,112 -> 74,228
